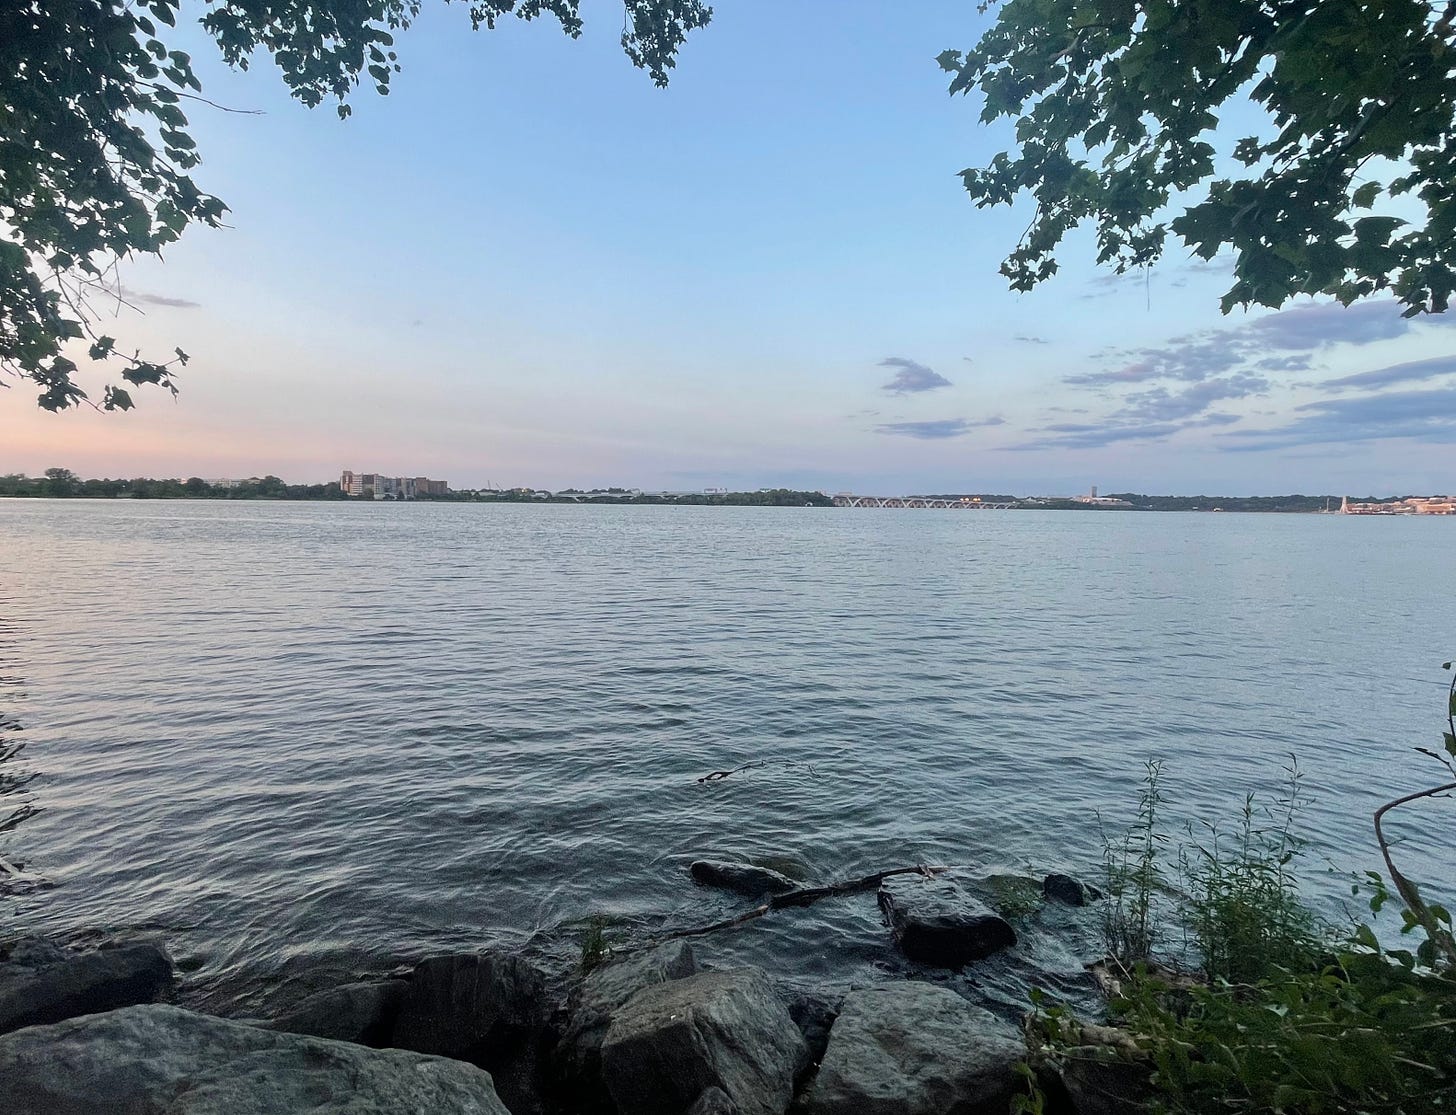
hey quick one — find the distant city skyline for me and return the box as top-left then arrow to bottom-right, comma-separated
3,2 -> 1453,495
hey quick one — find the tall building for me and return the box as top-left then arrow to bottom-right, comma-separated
340,470 -> 448,499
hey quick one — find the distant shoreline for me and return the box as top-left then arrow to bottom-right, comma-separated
2,490 -> 1450,514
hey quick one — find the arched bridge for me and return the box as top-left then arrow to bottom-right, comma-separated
832,495 -> 1016,509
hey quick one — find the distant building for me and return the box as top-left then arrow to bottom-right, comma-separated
1341,495 -> 1455,515
1071,485 -> 1133,508
340,470 -> 449,499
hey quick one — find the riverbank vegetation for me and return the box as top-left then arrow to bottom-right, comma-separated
1022,676 -> 1456,1113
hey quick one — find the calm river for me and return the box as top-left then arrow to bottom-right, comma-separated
1,501 -> 1451,1014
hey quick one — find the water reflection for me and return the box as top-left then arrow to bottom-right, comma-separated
0,616 -> 40,893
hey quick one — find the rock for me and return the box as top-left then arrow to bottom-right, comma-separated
799,983 -> 1022,1115
268,979 -> 406,1047
1042,873 -> 1098,907
878,873 -> 1017,968
687,1085 -> 741,1115
557,941 -> 698,1110
689,860 -> 797,896
601,967 -> 806,1115
0,935 -> 173,1035
785,989 -> 841,1071
1058,1054 -> 1151,1115
0,1003 -> 511,1114
391,952 -> 551,1115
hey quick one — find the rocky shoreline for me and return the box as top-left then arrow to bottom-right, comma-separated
0,864 -> 1136,1114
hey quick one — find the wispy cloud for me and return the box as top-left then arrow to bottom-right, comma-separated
1041,301 -> 1456,453
878,357 -> 952,395
1320,354 -> 1456,392
1014,335 -> 1050,345
1222,388 -> 1456,451
122,287 -> 201,309
1007,421 -> 1183,451
875,416 -> 1004,439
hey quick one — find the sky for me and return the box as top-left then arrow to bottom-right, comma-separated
3,0 -> 1453,495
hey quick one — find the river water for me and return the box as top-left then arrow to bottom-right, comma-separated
1,500 -> 1451,1016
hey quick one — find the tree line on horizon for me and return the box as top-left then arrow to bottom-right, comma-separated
0,471 -> 1434,511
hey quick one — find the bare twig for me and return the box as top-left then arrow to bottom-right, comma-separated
660,864 -> 947,940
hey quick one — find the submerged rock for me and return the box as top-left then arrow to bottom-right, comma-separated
1042,873 -> 1099,907
0,935 -> 173,1035
689,860 -> 797,896
601,967 -> 806,1115
391,952 -> 551,1114
556,940 -> 699,1111
878,873 -> 1017,968
268,979 -> 406,1047
799,983 -> 1022,1115
0,1003 -> 511,1114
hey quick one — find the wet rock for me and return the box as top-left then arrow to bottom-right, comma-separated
878,873 -> 1017,968
0,1003 -> 511,1114
601,967 -> 806,1115
785,988 -> 841,1070
391,952 -> 551,1115
690,860 -> 797,896
800,983 -> 1022,1115
268,979 -> 406,1047
687,1084 -> 741,1115
0,935 -> 173,1035
1042,874 -> 1098,907
556,940 -> 699,1111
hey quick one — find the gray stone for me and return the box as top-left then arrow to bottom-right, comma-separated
686,1085 -> 740,1115
800,983 -> 1022,1115
601,967 -> 806,1115
0,935 -> 173,1035
391,952 -> 552,1115
268,979 -> 406,1047
785,989 -> 841,1070
1042,873 -> 1097,907
557,941 -> 698,1109
689,860 -> 797,896
0,1003 -> 511,1114
878,872 -> 1017,968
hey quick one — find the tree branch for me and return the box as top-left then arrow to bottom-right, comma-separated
1374,780 -> 1456,967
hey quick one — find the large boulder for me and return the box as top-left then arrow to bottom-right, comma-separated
601,967 -> 806,1115
0,935 -> 173,1035
0,1003 -> 512,1114
268,979 -> 406,1047
878,872 -> 1016,968
689,860 -> 797,897
391,952 -> 552,1114
799,983 -> 1022,1115
556,940 -> 698,1110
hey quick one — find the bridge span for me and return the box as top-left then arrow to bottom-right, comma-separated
832,494 -> 1016,509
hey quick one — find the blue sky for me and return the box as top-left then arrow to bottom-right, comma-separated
4,0 -> 1453,494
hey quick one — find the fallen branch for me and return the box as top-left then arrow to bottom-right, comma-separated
662,864 -> 948,939
1374,779 -> 1456,969
697,760 -> 764,783
696,758 -> 822,783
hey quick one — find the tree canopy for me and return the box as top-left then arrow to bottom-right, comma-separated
0,0 -> 710,411
940,0 -> 1456,316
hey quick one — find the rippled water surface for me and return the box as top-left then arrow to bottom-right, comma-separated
2,501 -> 1452,1014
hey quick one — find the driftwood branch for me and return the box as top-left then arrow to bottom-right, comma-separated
696,758 -> 819,783
1374,779 -> 1456,968
662,864 -> 948,940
